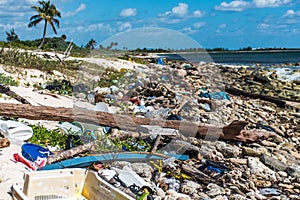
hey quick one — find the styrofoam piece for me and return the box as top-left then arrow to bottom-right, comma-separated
0,120 -> 33,141
137,125 -> 178,136
112,166 -> 152,189
94,102 -> 109,112
98,169 -> 117,181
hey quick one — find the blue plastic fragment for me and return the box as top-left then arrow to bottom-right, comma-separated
157,57 -> 164,65
21,143 -> 53,162
39,153 -> 169,170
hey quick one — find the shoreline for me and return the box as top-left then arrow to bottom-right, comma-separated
0,52 -> 299,199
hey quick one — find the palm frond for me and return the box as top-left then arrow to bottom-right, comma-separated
52,18 -> 60,28
30,14 -> 41,21
28,18 -> 43,27
49,21 -> 57,34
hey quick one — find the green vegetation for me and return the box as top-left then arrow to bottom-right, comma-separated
118,54 -> 149,64
0,48 -> 80,73
85,38 -> 97,50
111,137 -> 152,152
45,79 -> 73,96
97,67 -> 128,88
28,0 -> 61,48
6,28 -> 19,42
28,124 -> 67,150
0,73 -> 19,86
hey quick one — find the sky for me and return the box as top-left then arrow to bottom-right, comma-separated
0,0 -> 300,49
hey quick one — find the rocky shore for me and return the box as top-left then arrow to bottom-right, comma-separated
0,55 -> 299,199
74,58 -> 299,199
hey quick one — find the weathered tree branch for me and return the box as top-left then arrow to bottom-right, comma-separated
0,103 -> 275,142
225,86 -> 286,108
0,85 -> 31,104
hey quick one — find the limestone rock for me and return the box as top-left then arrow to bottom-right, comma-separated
286,165 -> 300,178
215,141 -> 241,158
248,157 -> 277,181
206,183 -> 226,197
180,180 -> 201,194
242,147 -> 261,157
260,154 -> 287,171
229,194 -> 246,200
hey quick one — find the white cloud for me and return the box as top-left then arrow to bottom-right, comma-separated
120,8 -> 137,17
64,4 -> 86,17
215,1 -> 251,11
215,0 -> 291,11
216,23 -> 227,33
283,9 -> 300,17
193,22 -> 206,28
0,0 -> 39,17
219,24 -> 227,28
253,0 -> 291,7
117,22 -> 132,31
193,10 -> 204,17
157,3 -> 204,24
180,27 -> 197,34
171,3 -> 188,16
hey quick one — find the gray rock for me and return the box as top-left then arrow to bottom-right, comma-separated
130,163 -> 153,181
206,183 -> 226,197
195,192 -> 210,199
213,195 -> 228,200
229,194 -> 246,200
215,141 -> 241,158
260,154 -> 287,171
248,157 -> 277,181
180,180 -> 201,194
164,195 -> 176,200
156,188 -> 165,198
246,191 -> 267,200
165,189 -> 191,200
286,165 -> 300,178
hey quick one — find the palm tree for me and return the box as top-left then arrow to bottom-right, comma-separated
28,1 -> 61,48
85,38 -> 97,50
6,28 -> 19,42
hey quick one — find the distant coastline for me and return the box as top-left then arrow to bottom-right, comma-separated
155,50 -> 300,66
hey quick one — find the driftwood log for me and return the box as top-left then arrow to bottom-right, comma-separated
0,85 -> 31,104
225,86 -> 286,108
0,103 -> 275,142
47,140 -> 98,164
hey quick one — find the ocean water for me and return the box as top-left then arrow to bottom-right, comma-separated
159,51 -> 300,82
160,50 -> 300,66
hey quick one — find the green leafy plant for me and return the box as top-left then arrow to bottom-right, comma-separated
98,68 -> 127,88
0,73 -> 19,86
28,124 -> 67,150
111,137 -> 152,152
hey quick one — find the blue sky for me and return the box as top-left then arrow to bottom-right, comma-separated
0,0 -> 299,49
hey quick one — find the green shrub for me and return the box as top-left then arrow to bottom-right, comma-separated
28,124 -> 67,150
0,73 -> 19,86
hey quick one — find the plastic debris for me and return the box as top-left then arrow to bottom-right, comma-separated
112,166 -> 152,189
157,57 -> 164,65
0,120 -> 33,142
260,188 -> 281,196
256,123 -> 275,132
164,178 -> 180,192
21,143 -> 52,162
167,114 -> 183,121
202,103 -> 211,112
199,159 -> 230,174
198,89 -> 230,100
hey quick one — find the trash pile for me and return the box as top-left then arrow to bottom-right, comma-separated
0,58 -> 299,200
